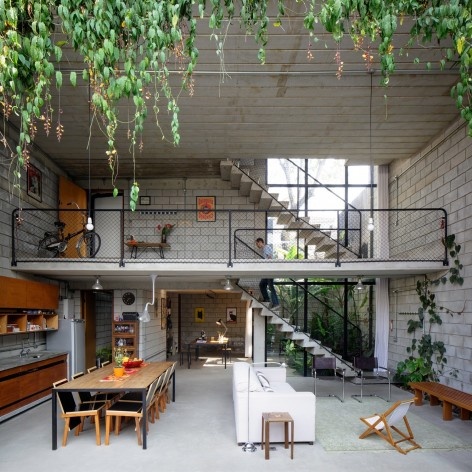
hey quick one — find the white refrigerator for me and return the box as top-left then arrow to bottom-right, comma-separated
47,318 -> 86,378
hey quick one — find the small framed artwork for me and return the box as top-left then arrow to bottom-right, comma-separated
27,164 -> 42,202
161,298 -> 166,329
195,307 -> 205,323
226,307 -> 237,323
140,195 -> 151,205
196,196 -> 216,222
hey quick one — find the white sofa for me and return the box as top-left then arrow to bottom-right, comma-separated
232,362 -> 316,445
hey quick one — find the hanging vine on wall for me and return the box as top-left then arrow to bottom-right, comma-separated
395,234 -> 464,386
1,1 -> 472,208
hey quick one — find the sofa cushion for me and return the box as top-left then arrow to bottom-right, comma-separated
234,363 -> 264,392
256,371 -> 271,388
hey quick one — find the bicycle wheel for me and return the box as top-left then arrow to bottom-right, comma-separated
76,231 -> 101,258
38,235 -> 61,258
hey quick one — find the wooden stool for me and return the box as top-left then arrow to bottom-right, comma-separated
222,347 -> 232,363
179,349 -> 191,368
261,412 -> 294,460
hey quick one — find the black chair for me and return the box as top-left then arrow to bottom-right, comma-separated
352,356 -> 391,402
53,378 -> 106,446
312,356 -> 346,402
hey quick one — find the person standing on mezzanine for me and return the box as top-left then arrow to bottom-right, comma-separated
255,237 -> 279,309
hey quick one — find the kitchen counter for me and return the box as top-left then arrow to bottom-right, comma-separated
0,351 -> 67,372
0,351 -> 68,419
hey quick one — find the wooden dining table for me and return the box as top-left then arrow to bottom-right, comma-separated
51,361 -> 174,450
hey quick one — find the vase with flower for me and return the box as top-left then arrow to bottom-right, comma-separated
114,346 -> 126,377
158,223 -> 175,244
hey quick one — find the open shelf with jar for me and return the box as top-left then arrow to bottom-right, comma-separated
112,321 -> 139,359
0,311 -> 58,335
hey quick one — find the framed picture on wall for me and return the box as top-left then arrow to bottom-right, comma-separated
195,307 -> 205,322
196,196 -> 215,222
27,164 -> 42,202
161,298 -> 166,329
226,307 -> 237,323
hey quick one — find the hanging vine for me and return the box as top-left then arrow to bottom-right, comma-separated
1,0 -> 471,208
395,234 -> 464,386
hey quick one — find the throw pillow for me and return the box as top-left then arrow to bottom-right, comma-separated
256,371 -> 271,389
263,385 -> 274,392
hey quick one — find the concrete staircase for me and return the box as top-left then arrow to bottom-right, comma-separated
220,160 -> 353,260
240,290 -> 357,376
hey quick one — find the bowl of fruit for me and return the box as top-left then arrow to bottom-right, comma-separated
123,357 -> 144,368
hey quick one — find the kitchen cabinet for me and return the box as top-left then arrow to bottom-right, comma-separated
0,353 -> 67,418
0,276 -> 59,335
112,321 -> 139,359
0,276 -> 59,310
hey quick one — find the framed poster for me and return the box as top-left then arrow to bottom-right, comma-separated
196,196 -> 215,222
226,307 -> 237,323
161,298 -> 166,329
195,307 -> 205,322
27,164 -> 42,202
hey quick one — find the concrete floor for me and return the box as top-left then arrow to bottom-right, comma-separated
1,355 -> 471,472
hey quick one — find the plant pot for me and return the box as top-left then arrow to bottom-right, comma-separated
113,367 -> 125,377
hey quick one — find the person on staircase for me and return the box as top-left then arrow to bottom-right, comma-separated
255,237 -> 279,309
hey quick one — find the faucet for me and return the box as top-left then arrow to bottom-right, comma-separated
20,348 -> 31,357
20,340 -> 31,357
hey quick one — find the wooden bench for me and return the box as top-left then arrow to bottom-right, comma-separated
125,241 -> 170,259
409,381 -> 472,421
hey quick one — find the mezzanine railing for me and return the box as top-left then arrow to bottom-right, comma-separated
11,207 -> 448,267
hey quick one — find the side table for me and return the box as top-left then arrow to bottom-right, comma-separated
261,412 -> 294,460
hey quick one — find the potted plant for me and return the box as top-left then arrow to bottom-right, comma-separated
96,346 -> 112,368
113,347 -> 126,377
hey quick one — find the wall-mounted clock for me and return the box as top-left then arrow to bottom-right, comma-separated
122,291 -> 136,305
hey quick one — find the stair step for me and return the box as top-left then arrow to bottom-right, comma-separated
230,166 -> 243,188
277,212 -> 295,225
239,175 -> 252,195
249,184 -> 263,203
220,160 -> 233,180
258,191 -> 275,210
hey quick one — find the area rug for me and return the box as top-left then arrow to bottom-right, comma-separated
316,397 -> 472,452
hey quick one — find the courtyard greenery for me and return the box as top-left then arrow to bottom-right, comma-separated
1,1 -> 471,205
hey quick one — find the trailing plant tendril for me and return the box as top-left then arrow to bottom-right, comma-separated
1,1 -> 471,208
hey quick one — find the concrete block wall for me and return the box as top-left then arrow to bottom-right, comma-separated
119,177 -> 259,260
389,118 -> 472,392
179,292 -> 247,348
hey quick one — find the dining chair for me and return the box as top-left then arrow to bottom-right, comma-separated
152,364 -> 175,420
104,377 -> 160,446
53,378 -> 106,446
70,371 -> 114,410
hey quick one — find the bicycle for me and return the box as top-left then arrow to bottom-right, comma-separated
38,202 -> 101,258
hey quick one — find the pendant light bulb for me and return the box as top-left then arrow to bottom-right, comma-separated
367,217 -> 374,232
86,217 -> 94,231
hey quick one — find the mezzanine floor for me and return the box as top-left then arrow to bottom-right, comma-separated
1,355 -> 471,472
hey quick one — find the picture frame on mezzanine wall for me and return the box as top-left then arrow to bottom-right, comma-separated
196,196 -> 215,222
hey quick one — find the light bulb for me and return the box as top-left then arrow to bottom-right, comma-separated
367,217 -> 374,232
86,217 -> 94,231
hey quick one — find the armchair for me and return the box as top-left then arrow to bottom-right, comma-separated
312,356 -> 346,402
352,356 -> 391,402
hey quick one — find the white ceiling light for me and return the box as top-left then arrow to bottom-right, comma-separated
367,217 -> 374,232
223,277 -> 234,291
91,276 -> 103,291
139,274 -> 157,323
355,277 -> 364,291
